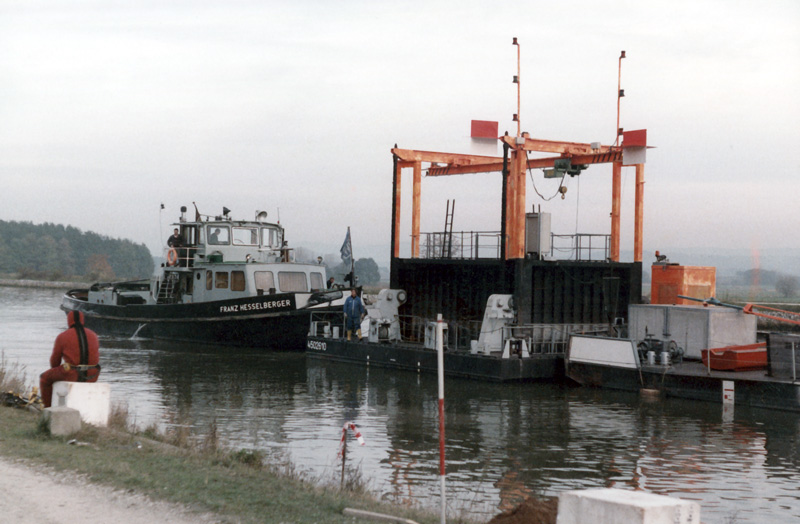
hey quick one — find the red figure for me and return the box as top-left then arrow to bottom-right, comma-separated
40,311 -> 101,408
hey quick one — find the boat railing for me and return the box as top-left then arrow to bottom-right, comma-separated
163,246 -> 198,268
419,231 -> 502,260
310,309 -> 611,356
309,310 -> 483,349
550,233 -> 610,261
309,311 -> 346,338
766,333 -> 800,381
417,231 -> 611,261
395,314 -> 482,350
398,315 -> 609,354
503,323 -> 610,355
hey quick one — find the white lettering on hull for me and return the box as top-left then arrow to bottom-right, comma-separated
219,299 -> 292,314
307,340 -> 327,351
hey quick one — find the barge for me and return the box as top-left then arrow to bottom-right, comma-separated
370,141 -> 649,367
306,289 -> 606,382
566,306 -> 800,412
62,206 -> 344,349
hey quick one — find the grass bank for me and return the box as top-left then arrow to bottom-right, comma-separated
0,406 -> 471,524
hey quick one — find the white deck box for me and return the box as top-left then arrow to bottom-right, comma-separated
629,304 -> 756,359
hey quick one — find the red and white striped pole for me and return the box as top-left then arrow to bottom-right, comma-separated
436,313 -> 446,523
339,422 -> 365,489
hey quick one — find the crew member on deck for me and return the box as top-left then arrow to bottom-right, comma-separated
40,311 -> 101,408
167,228 -> 188,267
344,288 -> 366,341
167,228 -> 183,248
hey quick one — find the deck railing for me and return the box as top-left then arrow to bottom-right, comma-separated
309,310 -> 610,357
163,246 -> 198,268
404,316 -> 608,354
417,231 -> 610,261
502,323 -> 609,354
420,231 -> 502,260
550,233 -> 610,261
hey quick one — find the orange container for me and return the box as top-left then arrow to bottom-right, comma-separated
701,342 -> 767,371
651,264 -> 716,305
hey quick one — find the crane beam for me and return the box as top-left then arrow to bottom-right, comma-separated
426,150 -> 622,176
391,148 -> 502,165
500,135 -> 613,155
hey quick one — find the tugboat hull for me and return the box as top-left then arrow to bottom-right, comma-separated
62,291 -> 333,350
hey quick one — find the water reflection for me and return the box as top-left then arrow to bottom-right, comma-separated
1,286 -> 799,523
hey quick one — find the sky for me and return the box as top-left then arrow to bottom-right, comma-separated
1,0 -> 798,267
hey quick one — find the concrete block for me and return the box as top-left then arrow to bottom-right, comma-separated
42,407 -> 82,436
53,381 -> 111,427
557,488 -> 700,524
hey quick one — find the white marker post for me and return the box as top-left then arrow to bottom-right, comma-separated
436,313 -> 446,524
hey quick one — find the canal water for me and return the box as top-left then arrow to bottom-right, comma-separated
2,286 -> 799,523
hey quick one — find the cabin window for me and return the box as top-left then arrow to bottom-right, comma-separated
206,270 -> 213,290
231,271 -> 246,292
207,226 -> 230,245
278,271 -> 308,292
233,227 -> 258,246
215,272 -> 229,289
310,272 -> 324,291
261,227 -> 281,248
255,271 -> 275,293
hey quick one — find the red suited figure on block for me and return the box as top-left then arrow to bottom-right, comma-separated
40,311 -> 101,408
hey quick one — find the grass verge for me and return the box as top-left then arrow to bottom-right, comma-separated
0,351 -> 30,394
0,406 -> 469,524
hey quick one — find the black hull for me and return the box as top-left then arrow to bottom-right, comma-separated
306,336 -> 563,382
566,361 -> 800,413
62,292 -> 333,350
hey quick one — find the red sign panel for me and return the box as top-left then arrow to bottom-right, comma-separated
470,120 -> 499,139
622,129 -> 647,148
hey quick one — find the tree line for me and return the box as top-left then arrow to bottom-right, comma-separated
0,220 -> 154,281
293,246 -> 382,286
736,269 -> 799,298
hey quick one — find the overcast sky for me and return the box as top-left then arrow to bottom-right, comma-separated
1,0 -> 798,266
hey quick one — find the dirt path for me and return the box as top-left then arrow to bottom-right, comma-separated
0,456 -> 226,524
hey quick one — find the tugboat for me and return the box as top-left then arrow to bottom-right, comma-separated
62,205 -> 345,349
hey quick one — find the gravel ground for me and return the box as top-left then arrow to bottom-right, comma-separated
0,456 -> 228,524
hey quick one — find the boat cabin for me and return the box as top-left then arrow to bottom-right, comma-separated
87,209 -> 329,307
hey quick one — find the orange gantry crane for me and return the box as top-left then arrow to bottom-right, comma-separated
391,129 -> 647,263
391,44 -> 647,264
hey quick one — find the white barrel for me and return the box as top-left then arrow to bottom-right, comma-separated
647,351 -> 655,365
660,351 -> 670,366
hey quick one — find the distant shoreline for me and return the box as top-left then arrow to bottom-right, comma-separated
0,279 -> 84,290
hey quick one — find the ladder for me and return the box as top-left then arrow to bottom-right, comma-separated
157,272 -> 180,304
442,199 -> 455,258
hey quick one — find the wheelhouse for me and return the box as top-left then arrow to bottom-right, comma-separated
85,210 -> 329,307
